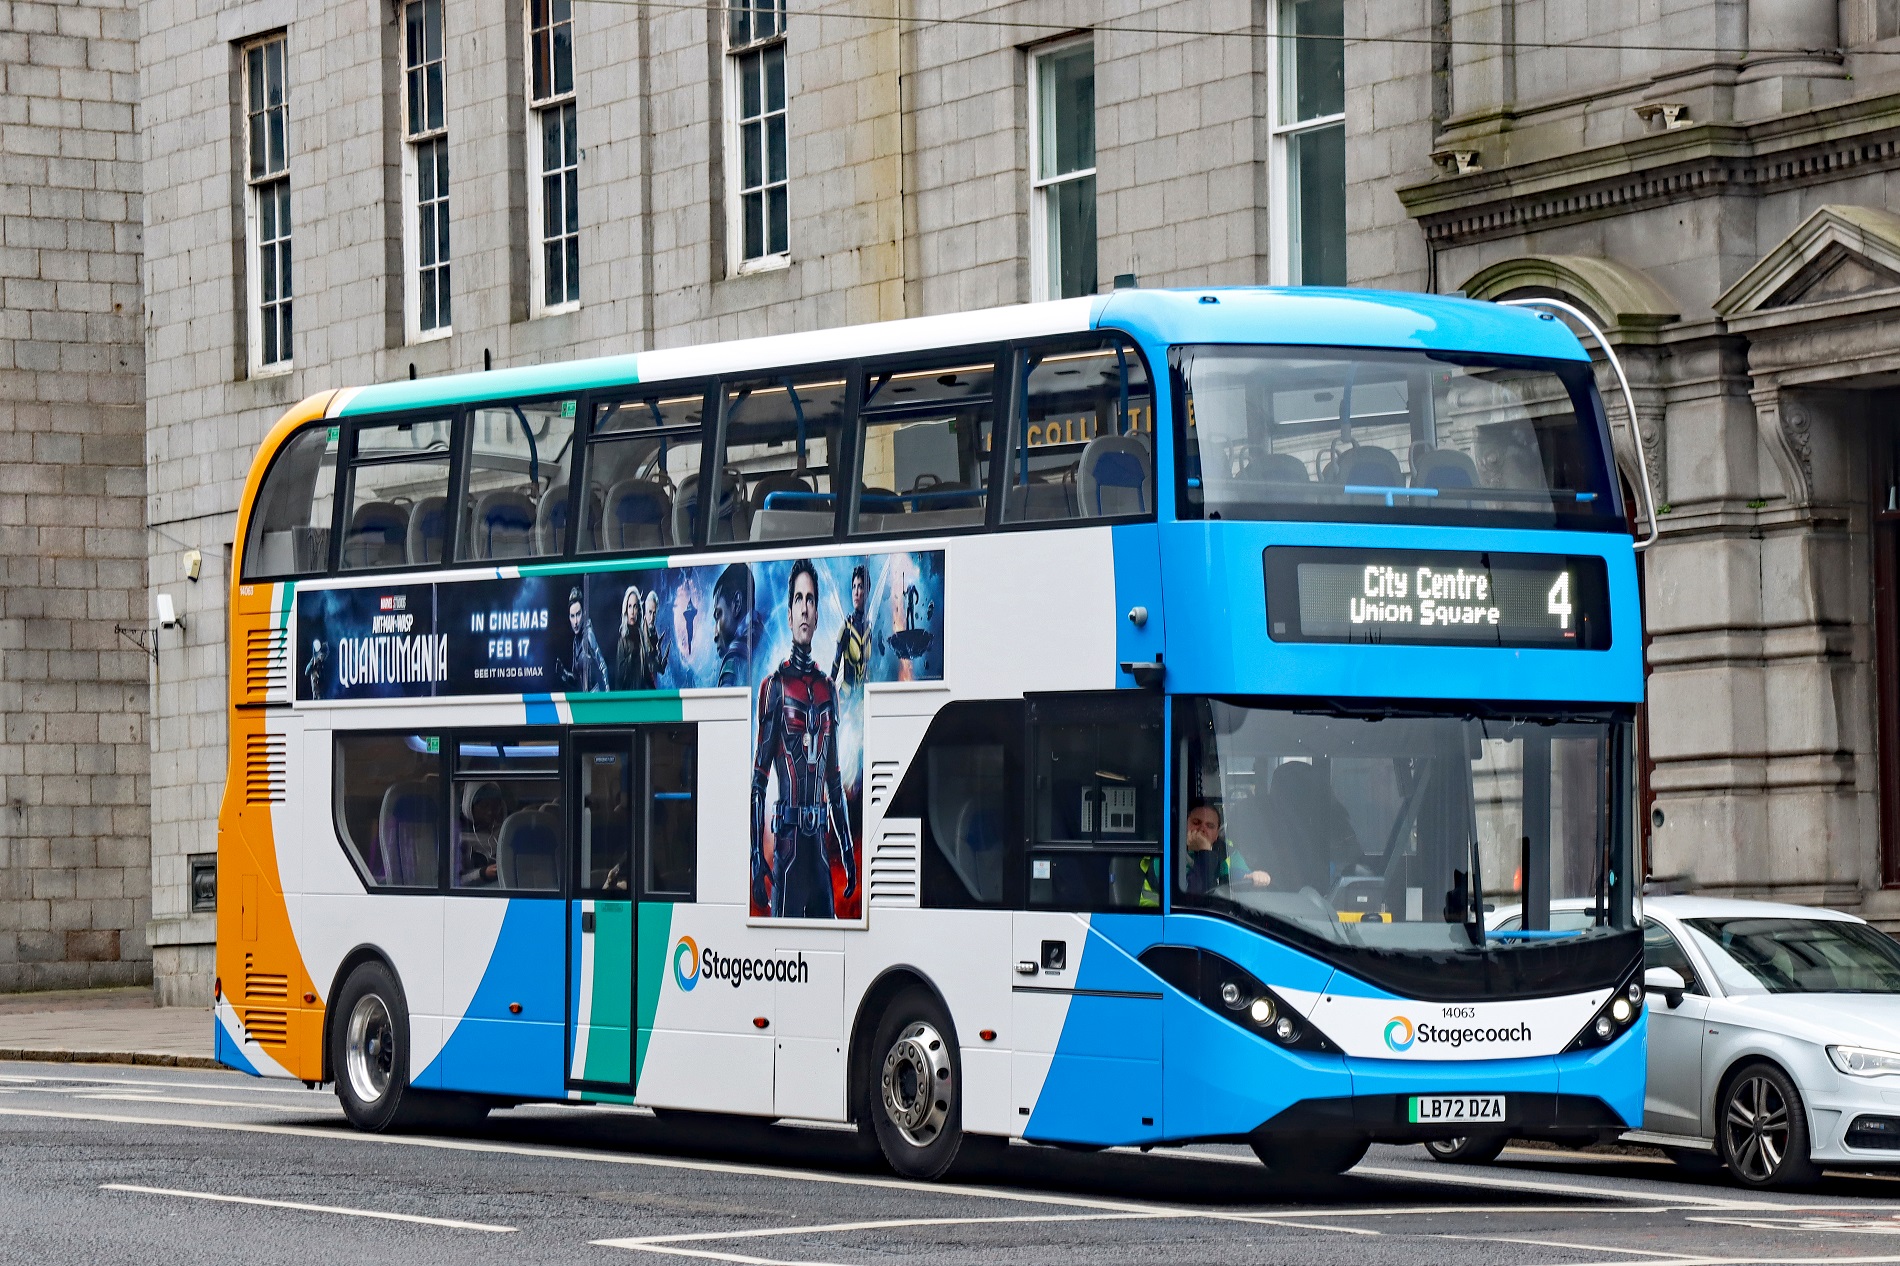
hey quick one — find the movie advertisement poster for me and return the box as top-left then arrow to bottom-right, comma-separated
295,550 -> 946,922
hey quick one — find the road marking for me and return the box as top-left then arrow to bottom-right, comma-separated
1350,1162 -> 1776,1209
76,1092 -> 337,1114
7,1072 -> 325,1097
100,1183 -> 514,1233
1438,1232 -> 1704,1259
1690,1215 -> 1900,1236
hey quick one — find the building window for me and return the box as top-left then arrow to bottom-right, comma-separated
243,35 -> 292,372
528,0 -> 578,312
728,0 -> 787,268
1030,39 -> 1096,301
404,0 -> 451,338
1274,0 -> 1345,285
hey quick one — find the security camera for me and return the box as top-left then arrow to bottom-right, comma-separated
156,593 -> 183,630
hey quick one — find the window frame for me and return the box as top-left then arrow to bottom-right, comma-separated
330,729 -> 450,895
335,409 -> 463,576
241,32 -> 293,376
1024,690 -> 1165,914
1267,0 -> 1346,287
449,729 -> 568,897
998,332 -> 1159,529
453,394 -> 584,564
240,420 -> 343,581
402,0 -> 452,342
1027,35 -> 1096,303
726,0 -> 789,273
525,0 -> 579,316
847,347 -> 1008,538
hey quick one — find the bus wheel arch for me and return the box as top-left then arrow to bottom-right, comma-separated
321,944 -> 404,1088
849,966 -> 980,1179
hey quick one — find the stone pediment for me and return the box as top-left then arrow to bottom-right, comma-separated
1715,204 -> 1900,318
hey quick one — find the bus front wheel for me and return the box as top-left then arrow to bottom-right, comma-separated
1252,1132 -> 1370,1176
866,987 -> 966,1180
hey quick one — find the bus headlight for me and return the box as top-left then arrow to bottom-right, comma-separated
1220,980 -> 1244,1009
1249,997 -> 1275,1026
1139,946 -> 1338,1054
1594,1016 -> 1614,1040
1610,997 -> 1633,1024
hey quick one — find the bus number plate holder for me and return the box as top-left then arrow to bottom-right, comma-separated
1408,1094 -> 1505,1124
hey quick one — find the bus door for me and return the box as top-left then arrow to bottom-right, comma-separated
1012,696 -> 1165,1145
568,725 -> 699,1093
570,732 -> 638,1090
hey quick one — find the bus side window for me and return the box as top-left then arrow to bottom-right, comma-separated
717,370 -> 848,545
644,725 -> 697,900
1003,336 -> 1155,525
457,398 -> 579,562
332,732 -> 444,890
342,416 -> 453,571
892,700 -> 1022,910
452,733 -> 563,893
242,423 -> 340,579
850,353 -> 998,537
579,387 -> 711,553
1027,694 -> 1163,912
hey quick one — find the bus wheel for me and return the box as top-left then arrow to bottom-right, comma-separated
1251,1132 -> 1369,1176
868,988 -> 964,1180
1424,1134 -> 1508,1165
332,961 -> 425,1132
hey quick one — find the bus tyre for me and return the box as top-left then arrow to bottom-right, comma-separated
1251,1132 -> 1369,1176
867,988 -> 965,1180
1423,1133 -> 1508,1165
1719,1062 -> 1818,1189
331,960 -> 425,1132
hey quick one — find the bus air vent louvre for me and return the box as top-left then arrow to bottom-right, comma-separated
867,759 -> 901,808
241,1009 -> 290,1046
867,817 -> 921,907
245,973 -> 290,1000
244,626 -> 290,702
243,733 -> 288,804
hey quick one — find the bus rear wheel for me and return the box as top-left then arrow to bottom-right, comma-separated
331,961 -> 487,1132
1423,1133 -> 1508,1165
867,987 -> 966,1180
1252,1132 -> 1370,1176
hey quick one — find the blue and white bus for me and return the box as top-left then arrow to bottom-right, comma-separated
218,287 -> 1650,1178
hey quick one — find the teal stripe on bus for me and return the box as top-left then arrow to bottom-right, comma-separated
338,355 -> 643,416
518,556 -> 672,578
566,694 -> 685,726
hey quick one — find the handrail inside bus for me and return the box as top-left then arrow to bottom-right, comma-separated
1484,929 -> 1588,941
1498,297 -> 1659,552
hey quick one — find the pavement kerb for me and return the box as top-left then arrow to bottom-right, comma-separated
0,1048 -> 224,1071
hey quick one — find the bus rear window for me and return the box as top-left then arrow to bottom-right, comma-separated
242,424 -> 340,579
1176,346 -> 1620,529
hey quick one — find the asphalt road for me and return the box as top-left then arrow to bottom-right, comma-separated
8,1061 -> 1900,1265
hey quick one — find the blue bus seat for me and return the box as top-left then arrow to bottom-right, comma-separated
405,496 -> 447,565
534,483 -> 569,555
376,781 -> 439,887
344,501 -> 408,569
497,808 -> 561,890
604,478 -> 671,551
469,489 -> 536,560
1079,435 -> 1151,516
1410,445 -> 1479,490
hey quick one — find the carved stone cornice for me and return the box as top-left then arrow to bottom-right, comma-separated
1398,93 -> 1900,248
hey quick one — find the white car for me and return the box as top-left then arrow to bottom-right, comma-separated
1427,894 -> 1900,1188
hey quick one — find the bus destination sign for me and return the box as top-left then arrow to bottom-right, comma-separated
1263,547 -> 1611,650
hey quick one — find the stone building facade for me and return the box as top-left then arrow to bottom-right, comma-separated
0,0 -> 150,992
1348,0 -> 1900,920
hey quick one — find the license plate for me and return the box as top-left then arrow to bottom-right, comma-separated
1408,1094 -> 1505,1124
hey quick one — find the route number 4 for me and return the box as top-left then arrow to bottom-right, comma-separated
1547,572 -> 1573,630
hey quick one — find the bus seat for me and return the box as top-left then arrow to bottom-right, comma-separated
497,808 -> 561,890
377,781 -> 439,887
1330,445 -> 1404,489
406,496 -> 447,565
343,502 -> 408,570
604,478 -> 671,551
1258,452 -> 1310,483
1003,480 -> 1075,522
534,484 -> 570,555
674,470 -> 746,544
751,471 -> 813,508
1078,434 -> 1151,516
1410,446 -> 1479,490
470,489 -> 537,559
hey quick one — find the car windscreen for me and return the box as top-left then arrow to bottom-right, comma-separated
1682,917 -> 1900,995
1175,345 -> 1622,530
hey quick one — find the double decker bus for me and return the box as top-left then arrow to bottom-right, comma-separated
217,288 -> 1650,1178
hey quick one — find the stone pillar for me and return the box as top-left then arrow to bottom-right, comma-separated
1735,0 -> 1850,119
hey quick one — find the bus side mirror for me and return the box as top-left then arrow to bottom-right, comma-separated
1644,965 -> 1687,1009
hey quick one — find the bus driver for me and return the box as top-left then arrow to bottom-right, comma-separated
750,560 -> 859,918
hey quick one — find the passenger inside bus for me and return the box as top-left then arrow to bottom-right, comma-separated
456,782 -> 506,886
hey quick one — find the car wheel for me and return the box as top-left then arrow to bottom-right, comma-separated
1423,1133 -> 1507,1165
1252,1132 -> 1370,1175
331,961 -> 487,1132
1719,1063 -> 1819,1189
866,987 -> 968,1180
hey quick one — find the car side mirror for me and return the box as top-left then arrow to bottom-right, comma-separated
1644,965 -> 1687,1009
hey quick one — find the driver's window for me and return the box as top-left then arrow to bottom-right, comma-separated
1643,919 -> 1701,993
1026,695 -> 1162,911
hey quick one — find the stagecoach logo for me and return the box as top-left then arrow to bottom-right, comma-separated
1384,1014 -> 1533,1051
670,936 -> 810,992
1384,1016 -> 1416,1052
672,936 -> 700,992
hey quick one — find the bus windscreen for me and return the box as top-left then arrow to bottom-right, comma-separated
1176,345 -> 1621,530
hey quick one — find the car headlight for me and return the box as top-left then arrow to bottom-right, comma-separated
1829,1045 -> 1900,1077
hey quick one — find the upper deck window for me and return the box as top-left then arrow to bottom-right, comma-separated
242,423 -> 339,579
1176,346 -> 1620,531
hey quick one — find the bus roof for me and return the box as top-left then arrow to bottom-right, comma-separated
331,287 -> 1587,419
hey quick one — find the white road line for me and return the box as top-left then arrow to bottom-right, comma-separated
17,1073 -> 326,1097
1437,1232 -> 1705,1259
606,1212 -> 1172,1245
1350,1162 -> 1777,1209
100,1183 -> 514,1233
78,1092 -> 337,1114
